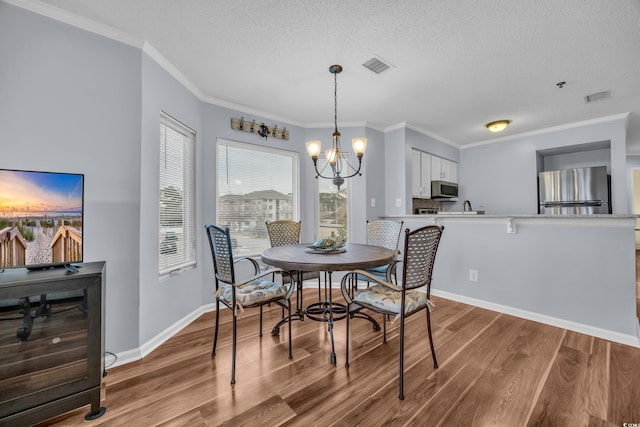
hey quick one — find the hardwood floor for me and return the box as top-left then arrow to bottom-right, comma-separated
35,290 -> 640,427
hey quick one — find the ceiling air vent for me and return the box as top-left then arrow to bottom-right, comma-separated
362,56 -> 392,74
584,90 -> 611,104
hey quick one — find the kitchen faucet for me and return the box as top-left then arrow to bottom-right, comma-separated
463,200 -> 472,212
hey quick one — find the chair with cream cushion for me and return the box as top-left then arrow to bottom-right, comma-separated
341,224 -> 444,399
205,224 -> 294,384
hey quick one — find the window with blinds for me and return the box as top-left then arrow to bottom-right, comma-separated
317,161 -> 348,241
159,113 -> 196,275
216,139 -> 298,256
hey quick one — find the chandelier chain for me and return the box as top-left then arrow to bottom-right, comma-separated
334,71 -> 338,133
304,64 -> 366,190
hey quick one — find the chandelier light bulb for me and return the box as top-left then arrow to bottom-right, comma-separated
325,148 -> 338,164
352,138 -> 368,156
306,140 -> 322,158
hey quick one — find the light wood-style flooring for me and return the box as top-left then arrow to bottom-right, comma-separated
37,290 -> 640,427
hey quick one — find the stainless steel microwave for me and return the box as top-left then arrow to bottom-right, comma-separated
431,180 -> 458,198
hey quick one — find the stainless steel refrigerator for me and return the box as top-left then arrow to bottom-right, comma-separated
538,166 -> 611,214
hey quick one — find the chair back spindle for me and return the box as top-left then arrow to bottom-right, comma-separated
266,220 -> 302,247
367,220 -> 403,252
403,226 -> 443,292
206,225 -> 234,285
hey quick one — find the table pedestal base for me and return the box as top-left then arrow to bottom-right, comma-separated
271,271 -> 307,336
304,298 -> 344,365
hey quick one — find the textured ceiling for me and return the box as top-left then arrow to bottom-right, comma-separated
28,0 -> 640,148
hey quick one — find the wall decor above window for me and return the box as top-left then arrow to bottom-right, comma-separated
230,117 -> 289,140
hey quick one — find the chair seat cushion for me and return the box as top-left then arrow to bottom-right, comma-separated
356,265 -> 390,282
366,265 -> 389,275
353,284 -> 429,315
219,279 -> 288,307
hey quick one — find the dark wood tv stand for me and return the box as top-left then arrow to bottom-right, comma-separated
0,262 -> 106,426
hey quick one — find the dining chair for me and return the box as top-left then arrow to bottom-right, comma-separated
204,224 -> 295,384
266,220 -> 323,301
341,225 -> 444,399
357,219 -> 403,285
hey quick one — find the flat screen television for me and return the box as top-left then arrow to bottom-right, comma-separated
0,168 -> 84,270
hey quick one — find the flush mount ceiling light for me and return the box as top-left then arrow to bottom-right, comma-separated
305,65 -> 367,190
486,120 -> 511,132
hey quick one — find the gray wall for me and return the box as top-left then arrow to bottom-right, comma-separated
363,127 -> 386,222
396,215 -> 638,343
1,3 -> 142,353
459,116 -> 629,214
542,147 -> 611,172
384,127 -> 407,215
138,52 -> 203,346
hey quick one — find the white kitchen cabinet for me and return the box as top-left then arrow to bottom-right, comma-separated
411,149 -> 431,198
443,158 -> 457,183
431,156 -> 458,183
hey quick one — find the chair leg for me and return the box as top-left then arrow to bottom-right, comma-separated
399,314 -> 405,400
345,303 -> 350,368
427,309 -> 438,369
231,312 -> 237,385
317,276 -> 321,301
259,306 -> 263,337
383,314 -> 387,343
212,299 -> 220,356
288,299 -> 293,359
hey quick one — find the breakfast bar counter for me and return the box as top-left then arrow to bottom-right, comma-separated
382,213 -> 639,347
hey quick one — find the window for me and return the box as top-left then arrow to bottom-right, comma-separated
159,113 -> 196,275
217,139 -> 298,256
317,162 -> 348,242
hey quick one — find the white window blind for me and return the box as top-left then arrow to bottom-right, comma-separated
216,139 -> 298,256
159,113 -> 196,275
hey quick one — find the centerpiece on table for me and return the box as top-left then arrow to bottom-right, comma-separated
305,238 -> 347,254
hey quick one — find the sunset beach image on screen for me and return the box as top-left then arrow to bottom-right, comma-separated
0,169 -> 83,268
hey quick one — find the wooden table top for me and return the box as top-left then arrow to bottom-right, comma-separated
261,243 -> 396,272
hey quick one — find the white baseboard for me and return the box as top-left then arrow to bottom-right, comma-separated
109,302 -> 219,368
108,347 -> 141,368
431,289 -> 640,348
109,284 -> 639,368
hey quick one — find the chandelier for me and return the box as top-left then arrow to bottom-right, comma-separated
305,65 -> 367,190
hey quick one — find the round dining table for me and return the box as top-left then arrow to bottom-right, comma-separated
261,242 -> 396,364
